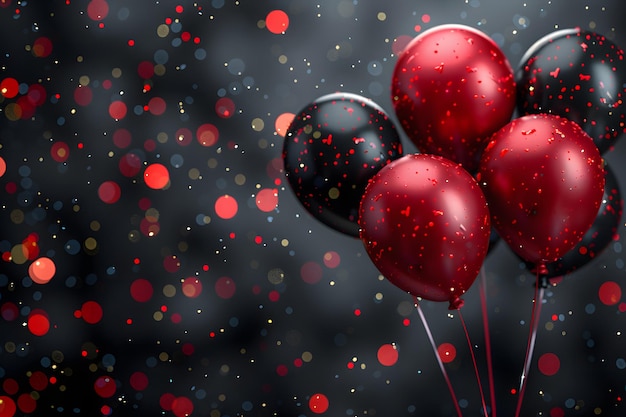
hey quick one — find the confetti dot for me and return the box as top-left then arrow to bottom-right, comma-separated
130,278 -> 153,302
309,393 -> 329,414
182,277 -> 202,298
300,261 -> 323,284
129,371 -> 149,391
215,276 -> 236,299
119,152 -> 142,177
215,97 -> 235,118
255,188 -> 278,212
377,343 -> 399,366
274,112 -> 294,137
215,194 -> 238,219
196,123 -> 219,146
74,85 -> 93,106
144,163 -> 170,189
171,396 -> 194,417
437,342 -> 457,363
16,393 -> 36,414
94,376 -> 116,398
265,10 -> 289,34
50,141 -> 70,163
27,309 -> 50,336
322,251 -> 340,268
81,301 -> 104,324
108,100 -> 127,120
148,96 -> 166,115
0,77 -> 19,98
28,371 -> 48,391
599,281 -> 622,306
98,181 -> 121,204
32,36 -> 53,58
0,156 -> 6,177
87,0 -> 109,21
28,257 -> 56,284
538,352 -> 560,376
0,396 -> 17,417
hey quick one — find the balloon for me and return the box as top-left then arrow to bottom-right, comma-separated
516,28 -> 626,154
283,92 -> 403,237
359,153 -> 491,309
527,163 -> 623,279
477,114 -> 605,266
391,24 -> 516,172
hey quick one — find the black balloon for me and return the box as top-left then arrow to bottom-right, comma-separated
527,163 -> 623,279
283,92 -> 403,237
516,28 -> 626,154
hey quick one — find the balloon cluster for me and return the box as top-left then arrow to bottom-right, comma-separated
283,25 -> 625,310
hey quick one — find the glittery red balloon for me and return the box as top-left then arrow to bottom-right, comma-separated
391,24 -> 516,172
477,114 -> 605,266
359,154 -> 491,309
516,28 -> 626,154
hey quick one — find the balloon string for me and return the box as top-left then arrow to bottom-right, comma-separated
457,308 -> 489,417
479,267 -> 496,417
513,274 -> 546,417
414,297 -> 463,417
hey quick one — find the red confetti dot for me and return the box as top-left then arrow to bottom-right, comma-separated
300,261 -> 323,285
0,396 -> 17,417
181,343 -> 195,356
98,181 -> 121,204
0,156 -> 6,177
308,393 -> 329,414
130,278 -> 153,302
1,302 -> 19,321
93,376 -> 116,398
268,290 -> 280,302
87,0 -> 109,21
377,343 -> 399,366
171,396 -> 194,417
266,9 -> 289,34
28,257 -> 56,284
550,407 -> 565,417
0,77 -> 19,98
215,276 -> 236,299
215,97 -> 235,118
160,393 -> 176,411
215,195 -> 238,219
81,301 -> 103,324
32,36 -> 53,58
163,255 -> 180,273
137,61 -> 154,79
50,141 -> 70,162
2,379 -> 18,395
108,100 -> 127,120
196,123 -> 219,146
322,251 -> 340,268
274,112 -> 294,137
129,371 -> 149,391
175,127 -> 193,146
26,84 -> 46,106
28,370 -> 48,391
538,352 -> 560,376
148,96 -> 166,115
27,309 -> 50,336
16,393 -> 36,414
599,281 -> 622,306
255,188 -> 278,212
144,163 -> 170,189
73,85 -> 93,106
276,364 -> 288,376
181,277 -> 202,298
437,342 -> 457,363
118,152 -> 142,177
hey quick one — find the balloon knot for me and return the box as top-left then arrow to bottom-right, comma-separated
531,261 -> 551,288
448,296 -> 464,311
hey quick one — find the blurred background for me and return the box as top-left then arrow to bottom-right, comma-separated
1,0 -> 625,416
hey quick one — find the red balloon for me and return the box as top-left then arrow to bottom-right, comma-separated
391,24 -> 516,172
359,154 -> 491,309
477,114 -> 605,266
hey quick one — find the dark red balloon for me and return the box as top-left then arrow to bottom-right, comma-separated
359,154 -> 491,309
528,163 -> 623,279
391,24 -> 516,172
516,29 -> 626,154
478,114 -> 605,265
283,92 -> 403,237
